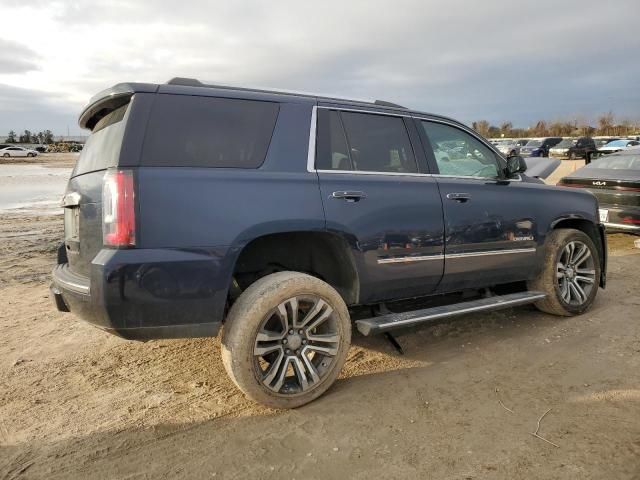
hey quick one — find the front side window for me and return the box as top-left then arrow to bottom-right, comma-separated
421,121 -> 500,178
316,110 -> 418,173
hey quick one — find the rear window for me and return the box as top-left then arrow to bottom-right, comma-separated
72,102 -> 130,177
141,94 -> 279,168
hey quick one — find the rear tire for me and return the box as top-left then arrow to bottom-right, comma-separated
221,271 -> 351,409
529,229 -> 600,316
2,153 -> 9,158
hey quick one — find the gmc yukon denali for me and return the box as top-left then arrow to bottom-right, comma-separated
51,78 -> 607,408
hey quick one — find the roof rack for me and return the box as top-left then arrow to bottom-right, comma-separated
165,77 -> 408,110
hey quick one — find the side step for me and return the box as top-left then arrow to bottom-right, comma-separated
355,291 -> 546,336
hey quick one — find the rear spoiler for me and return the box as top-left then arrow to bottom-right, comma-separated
78,82 -> 158,131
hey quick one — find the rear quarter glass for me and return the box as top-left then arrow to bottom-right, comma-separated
71,101 -> 131,177
140,94 -> 279,168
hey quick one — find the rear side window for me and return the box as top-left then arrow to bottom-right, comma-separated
141,95 -> 279,168
317,110 -> 417,173
72,101 -> 130,177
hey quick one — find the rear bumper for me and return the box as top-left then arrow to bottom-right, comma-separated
51,246 -> 233,340
601,205 -> 640,233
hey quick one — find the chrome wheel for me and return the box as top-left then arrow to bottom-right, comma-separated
253,296 -> 340,395
556,241 -> 596,306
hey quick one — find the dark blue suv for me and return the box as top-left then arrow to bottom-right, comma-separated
52,78 -> 607,408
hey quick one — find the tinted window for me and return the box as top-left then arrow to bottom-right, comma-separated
421,121 -> 500,178
72,102 -> 130,177
316,110 -> 352,170
339,112 -> 417,173
142,95 -> 279,168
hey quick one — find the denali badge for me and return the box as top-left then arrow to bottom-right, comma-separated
592,181 -> 607,186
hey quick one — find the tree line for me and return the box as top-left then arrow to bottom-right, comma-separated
472,112 -> 639,139
5,130 -> 55,144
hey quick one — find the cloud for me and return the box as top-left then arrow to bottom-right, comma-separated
0,84 -> 80,135
0,0 -> 639,133
0,39 -> 40,74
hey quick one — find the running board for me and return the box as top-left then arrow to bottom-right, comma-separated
355,291 -> 546,336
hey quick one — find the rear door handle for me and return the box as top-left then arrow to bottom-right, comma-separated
331,191 -> 366,202
446,192 -> 471,202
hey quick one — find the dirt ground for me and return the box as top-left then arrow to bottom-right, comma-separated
1,157 -> 639,479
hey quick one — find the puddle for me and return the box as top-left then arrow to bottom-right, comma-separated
0,164 -> 71,214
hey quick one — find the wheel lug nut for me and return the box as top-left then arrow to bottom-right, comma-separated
285,349 -> 291,355
282,339 -> 287,344
289,329 -> 294,334
298,329 -> 303,335
302,339 -> 307,345
295,349 -> 300,355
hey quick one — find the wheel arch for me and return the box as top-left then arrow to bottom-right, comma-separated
549,217 -> 606,288
229,230 -> 360,307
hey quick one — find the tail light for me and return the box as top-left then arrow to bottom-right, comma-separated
102,169 -> 136,247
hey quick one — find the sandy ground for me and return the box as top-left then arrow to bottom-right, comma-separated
1,157 -> 639,479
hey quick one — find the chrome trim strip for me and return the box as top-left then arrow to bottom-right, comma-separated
317,105 -> 407,117
309,105 -> 519,181
378,248 -> 535,264
306,105 -> 317,173
603,222 -> 640,230
373,293 -> 547,329
446,248 -> 536,259
377,254 -> 444,264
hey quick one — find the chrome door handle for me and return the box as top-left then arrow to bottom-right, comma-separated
331,191 -> 366,202
446,192 -> 471,202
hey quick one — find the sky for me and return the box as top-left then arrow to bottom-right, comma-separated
0,0 -> 639,136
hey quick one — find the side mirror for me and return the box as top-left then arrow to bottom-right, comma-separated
506,155 -> 527,177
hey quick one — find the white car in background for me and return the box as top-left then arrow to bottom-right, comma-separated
598,139 -> 640,155
0,146 -> 39,157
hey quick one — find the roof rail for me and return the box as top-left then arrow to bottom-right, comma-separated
166,77 -> 204,87
165,78 -> 409,111
374,100 -> 407,109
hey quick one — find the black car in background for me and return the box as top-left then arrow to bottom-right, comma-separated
558,148 -> 640,232
519,137 -> 563,157
566,137 -> 597,161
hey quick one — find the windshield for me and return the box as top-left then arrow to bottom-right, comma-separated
585,154 -> 640,170
604,140 -> 628,147
525,140 -> 541,147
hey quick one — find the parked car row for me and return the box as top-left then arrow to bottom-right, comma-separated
491,136 -> 640,161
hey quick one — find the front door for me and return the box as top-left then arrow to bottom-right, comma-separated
417,119 -> 538,291
314,107 -> 445,304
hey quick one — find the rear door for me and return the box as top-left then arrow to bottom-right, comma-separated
416,119 -> 539,291
313,107 -> 445,304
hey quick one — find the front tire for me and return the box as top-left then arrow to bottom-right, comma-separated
221,272 -> 351,409
529,229 -> 600,316
2,153 -> 9,158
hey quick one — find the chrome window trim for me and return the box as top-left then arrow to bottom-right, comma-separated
306,105 -> 317,173
377,247 -> 536,264
307,105 -> 521,182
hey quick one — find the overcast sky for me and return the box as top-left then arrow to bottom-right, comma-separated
1,0 -> 639,135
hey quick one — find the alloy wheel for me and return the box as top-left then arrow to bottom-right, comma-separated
556,241 -> 596,306
253,295 -> 340,395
